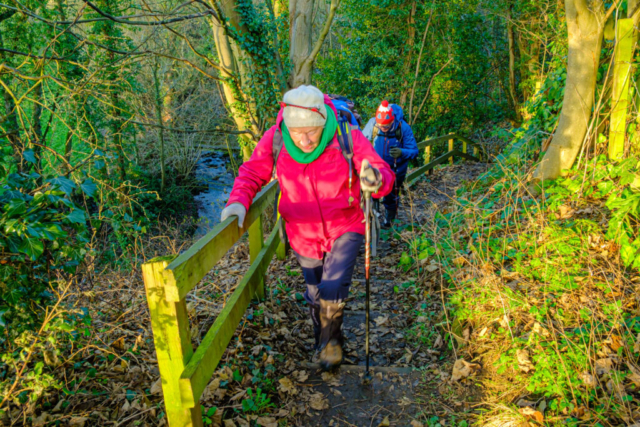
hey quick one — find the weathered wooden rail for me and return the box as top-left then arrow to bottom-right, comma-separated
407,133 -> 485,185
142,131 -> 483,426
141,181 -> 284,427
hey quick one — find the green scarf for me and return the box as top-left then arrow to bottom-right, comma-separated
281,105 -> 337,164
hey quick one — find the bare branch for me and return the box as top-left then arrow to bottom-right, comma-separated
0,47 -> 71,61
302,0 -> 340,70
0,2 -> 217,26
131,120 -> 256,136
82,0 -> 219,26
604,0 -> 622,23
412,57 -> 453,125
409,0 -> 436,125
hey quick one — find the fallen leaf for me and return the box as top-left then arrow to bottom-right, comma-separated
378,415 -> 390,427
278,377 -> 298,395
628,363 -> 640,387
150,378 -> 163,395
294,370 -> 309,383
451,359 -> 480,382
610,335 -> 624,352
309,393 -> 329,410
580,372 -> 597,387
202,378 -> 220,400
375,315 -> 389,327
223,420 -> 236,427
557,205 -> 575,219
121,400 -> 131,413
518,407 -> 544,423
516,349 -> 534,373
274,409 -> 289,417
516,399 -> 536,408
229,390 -> 246,401
433,334 -> 443,349
234,417 -> 250,427
595,358 -> 614,376
256,416 -> 277,427
321,372 -> 341,386
52,400 -> 65,413
410,421 -> 424,427
69,416 -> 89,427
214,388 -> 227,400
32,412 -> 50,427
43,350 -> 59,367
111,337 -> 125,351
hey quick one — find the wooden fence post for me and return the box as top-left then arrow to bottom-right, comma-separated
142,257 -> 203,427
609,18 -> 637,160
424,145 -> 431,175
462,140 -> 468,155
248,214 -> 265,300
448,139 -> 454,165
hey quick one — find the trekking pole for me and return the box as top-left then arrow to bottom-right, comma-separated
364,190 -> 373,384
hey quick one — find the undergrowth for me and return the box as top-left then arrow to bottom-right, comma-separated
406,135 -> 640,425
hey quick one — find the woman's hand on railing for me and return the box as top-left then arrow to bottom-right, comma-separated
360,159 -> 382,193
221,203 -> 247,228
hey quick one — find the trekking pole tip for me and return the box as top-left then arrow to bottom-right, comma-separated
363,371 -> 373,384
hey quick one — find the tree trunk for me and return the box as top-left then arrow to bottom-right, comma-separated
533,0 -> 604,182
208,15 -> 258,161
152,61 -> 167,193
507,4 -> 522,125
608,18 -> 637,159
288,0 -> 339,87
32,81 -> 43,174
0,24 -> 22,171
289,0 -> 314,86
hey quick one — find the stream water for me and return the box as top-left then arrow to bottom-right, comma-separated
193,151 -> 236,237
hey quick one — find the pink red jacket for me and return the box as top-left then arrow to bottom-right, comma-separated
226,95 -> 395,259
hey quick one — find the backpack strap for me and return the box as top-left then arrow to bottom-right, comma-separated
336,118 -> 357,206
271,129 -> 287,244
372,123 -> 403,147
272,129 -> 284,180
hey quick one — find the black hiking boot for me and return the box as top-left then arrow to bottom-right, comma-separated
382,209 -> 397,229
318,299 -> 344,371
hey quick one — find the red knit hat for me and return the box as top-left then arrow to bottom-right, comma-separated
375,100 -> 394,126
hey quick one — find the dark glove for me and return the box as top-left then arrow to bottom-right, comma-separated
360,159 -> 382,193
389,147 -> 402,159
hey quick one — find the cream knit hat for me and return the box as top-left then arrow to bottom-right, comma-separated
282,85 -> 327,129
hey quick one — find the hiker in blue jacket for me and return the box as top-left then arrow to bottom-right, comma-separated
363,100 -> 419,227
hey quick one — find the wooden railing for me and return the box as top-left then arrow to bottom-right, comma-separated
141,181 -> 285,427
407,133 -> 485,185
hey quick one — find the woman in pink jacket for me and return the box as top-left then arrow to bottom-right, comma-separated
221,85 -> 395,370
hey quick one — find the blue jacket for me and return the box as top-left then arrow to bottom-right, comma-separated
362,104 -> 418,176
